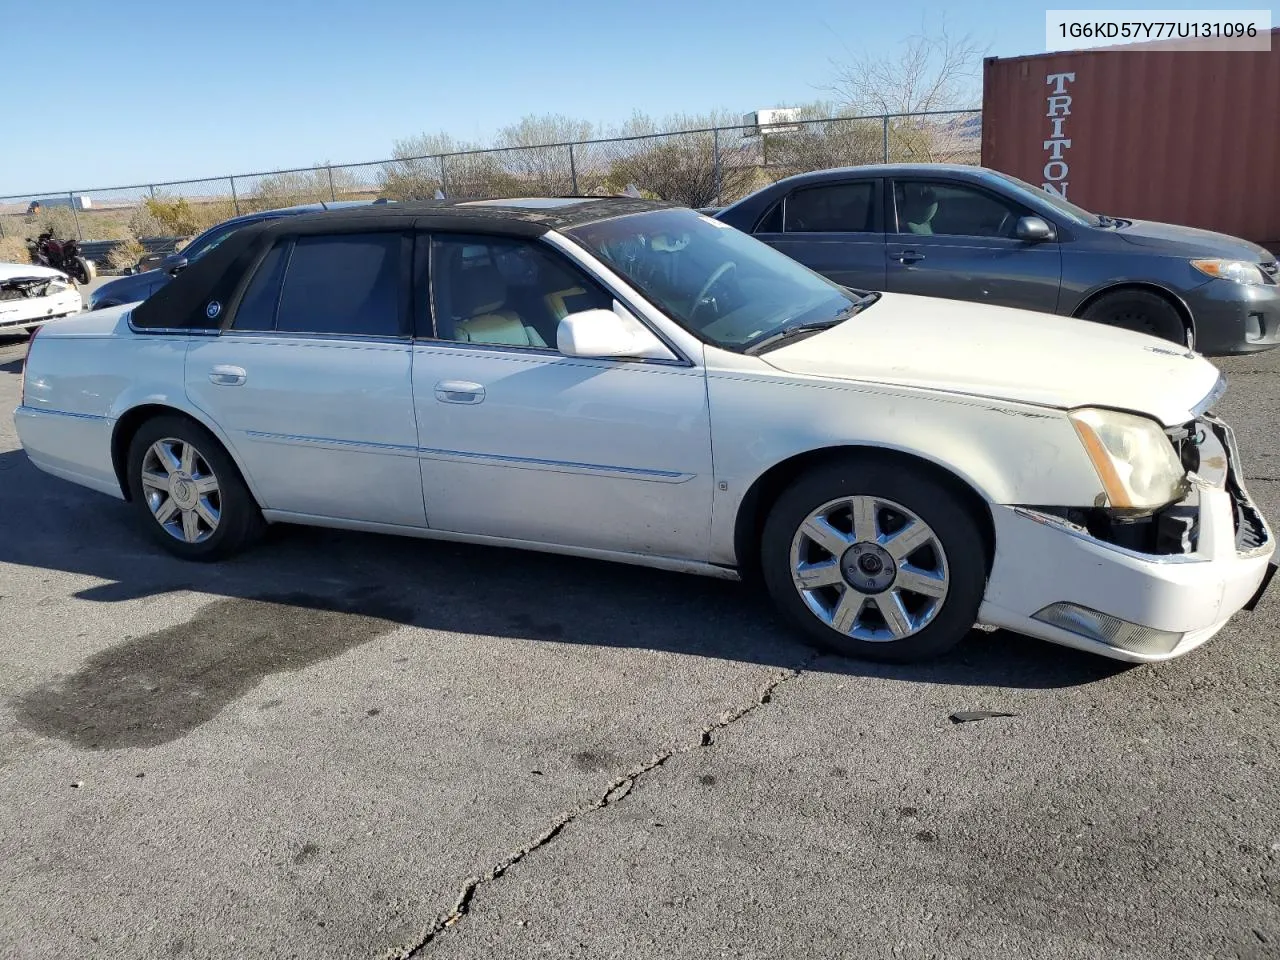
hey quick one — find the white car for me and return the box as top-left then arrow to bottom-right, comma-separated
0,263 -> 82,334
12,199 -> 1276,663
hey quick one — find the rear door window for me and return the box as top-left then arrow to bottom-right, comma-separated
784,182 -> 877,233
275,233 -> 403,336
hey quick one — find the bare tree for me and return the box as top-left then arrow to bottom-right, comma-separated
825,22 -> 985,163
827,20 -> 984,116
595,111 -> 759,207
493,114 -> 595,194
763,100 -> 884,179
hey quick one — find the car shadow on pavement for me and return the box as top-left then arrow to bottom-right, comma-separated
0,448 -> 1128,707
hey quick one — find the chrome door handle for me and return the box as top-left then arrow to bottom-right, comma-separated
434,380 -> 485,404
209,365 -> 247,386
891,250 -> 926,264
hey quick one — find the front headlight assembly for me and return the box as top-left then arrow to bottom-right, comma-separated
1190,259 -> 1265,285
1069,407 -> 1187,511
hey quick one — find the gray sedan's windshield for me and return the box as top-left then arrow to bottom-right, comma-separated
991,171 -> 1100,226
568,209 -> 863,350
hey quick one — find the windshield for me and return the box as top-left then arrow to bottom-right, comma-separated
567,209 -> 863,351
989,171 -> 1100,226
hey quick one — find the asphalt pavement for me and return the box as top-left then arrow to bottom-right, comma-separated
0,325 -> 1277,960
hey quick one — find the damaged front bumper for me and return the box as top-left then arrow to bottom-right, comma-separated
979,416 -> 1275,662
0,275 -> 82,331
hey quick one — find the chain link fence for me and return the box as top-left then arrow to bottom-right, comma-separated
0,110 -> 980,266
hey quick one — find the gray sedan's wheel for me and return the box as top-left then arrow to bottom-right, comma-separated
761,459 -> 988,662
1081,289 -> 1187,346
126,414 -> 262,561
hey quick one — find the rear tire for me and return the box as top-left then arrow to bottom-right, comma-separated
1080,289 -> 1188,346
125,414 -> 263,561
760,458 -> 988,663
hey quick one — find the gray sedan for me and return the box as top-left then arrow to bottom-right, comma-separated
714,164 -> 1279,356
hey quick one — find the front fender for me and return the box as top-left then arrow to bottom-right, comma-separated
706,372 -> 1105,566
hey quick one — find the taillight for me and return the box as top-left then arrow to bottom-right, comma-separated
20,325 -> 40,406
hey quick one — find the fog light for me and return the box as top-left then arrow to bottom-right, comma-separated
1032,602 -> 1185,656
1245,312 -> 1263,342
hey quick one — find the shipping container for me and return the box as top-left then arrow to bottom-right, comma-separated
982,31 -> 1280,250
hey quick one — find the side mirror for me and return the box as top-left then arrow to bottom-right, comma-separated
163,255 -> 189,276
556,306 -> 676,361
1015,216 -> 1056,242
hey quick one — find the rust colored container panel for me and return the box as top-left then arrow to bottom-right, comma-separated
982,33 -> 1280,249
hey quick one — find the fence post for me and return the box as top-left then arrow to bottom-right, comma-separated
882,115 -> 889,163
68,192 -> 83,241
230,176 -> 240,215
440,156 -> 450,199
148,185 -> 156,199
327,166 -> 336,202
713,128 -> 723,205
568,144 -> 578,194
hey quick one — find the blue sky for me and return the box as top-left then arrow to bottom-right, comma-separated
1,0 -> 1234,194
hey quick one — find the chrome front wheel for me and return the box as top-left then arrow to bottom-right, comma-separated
140,437 -> 222,543
790,496 -> 949,642
760,459 -> 988,663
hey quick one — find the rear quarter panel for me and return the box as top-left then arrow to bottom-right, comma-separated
16,311 -> 208,498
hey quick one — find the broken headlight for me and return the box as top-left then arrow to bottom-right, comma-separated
1069,407 -> 1187,511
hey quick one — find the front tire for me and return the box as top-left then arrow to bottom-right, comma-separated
73,257 -> 95,284
1080,289 -> 1188,346
125,415 -> 262,561
760,459 -> 988,663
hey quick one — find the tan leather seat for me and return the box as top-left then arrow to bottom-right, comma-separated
451,258 -> 546,348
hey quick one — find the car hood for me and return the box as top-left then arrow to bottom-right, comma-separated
1113,219 -> 1273,261
0,262 -> 64,282
761,293 -> 1222,426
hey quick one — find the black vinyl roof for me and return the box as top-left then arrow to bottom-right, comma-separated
131,197 -> 676,330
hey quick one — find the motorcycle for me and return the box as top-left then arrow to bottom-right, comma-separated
26,232 -> 96,285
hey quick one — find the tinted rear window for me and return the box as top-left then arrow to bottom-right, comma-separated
275,233 -> 402,336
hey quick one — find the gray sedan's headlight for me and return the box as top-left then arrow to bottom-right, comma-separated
1069,407 -> 1187,510
1190,258 -> 1265,285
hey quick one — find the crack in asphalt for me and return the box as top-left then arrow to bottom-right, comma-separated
384,650 -> 821,959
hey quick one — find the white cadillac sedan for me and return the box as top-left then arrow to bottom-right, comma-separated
0,262 -> 82,334
12,198 -> 1276,663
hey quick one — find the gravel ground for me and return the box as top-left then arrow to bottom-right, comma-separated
0,329 -> 1276,960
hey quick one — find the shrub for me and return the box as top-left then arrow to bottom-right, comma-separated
106,238 -> 146,270
141,195 -> 204,236
127,205 -> 168,239
0,236 -> 30,264
38,208 -> 78,239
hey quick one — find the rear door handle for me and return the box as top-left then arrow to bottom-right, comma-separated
434,380 -> 485,404
209,365 -> 247,386
890,250 -> 926,264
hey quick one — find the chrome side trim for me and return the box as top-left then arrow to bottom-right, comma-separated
243,430 -> 418,455
240,430 -> 693,482
416,446 -> 694,483
1011,506 -> 1208,564
16,405 -> 109,422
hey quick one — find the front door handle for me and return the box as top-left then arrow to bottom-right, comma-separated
890,250 -> 926,265
434,380 -> 485,404
209,364 -> 247,386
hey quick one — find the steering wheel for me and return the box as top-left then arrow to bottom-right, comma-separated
691,261 -> 737,322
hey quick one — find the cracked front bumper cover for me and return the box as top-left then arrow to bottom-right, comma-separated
977,417 -> 1273,662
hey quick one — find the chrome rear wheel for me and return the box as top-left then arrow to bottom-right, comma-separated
141,438 -> 221,543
